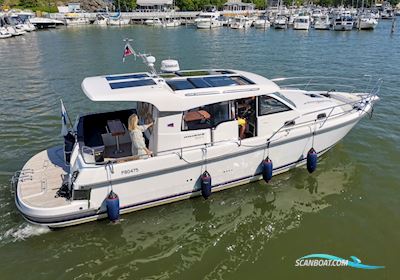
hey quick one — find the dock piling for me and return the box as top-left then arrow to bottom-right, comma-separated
391,17 -> 396,34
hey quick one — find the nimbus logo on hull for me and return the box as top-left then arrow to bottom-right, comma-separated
295,254 -> 384,270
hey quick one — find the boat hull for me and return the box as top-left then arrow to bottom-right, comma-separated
333,23 -> 353,31
254,21 -> 270,29
15,104 -> 374,228
17,144 -> 336,228
314,24 -> 330,30
196,20 -> 221,29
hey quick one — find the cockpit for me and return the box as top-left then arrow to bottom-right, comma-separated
75,103 -> 155,164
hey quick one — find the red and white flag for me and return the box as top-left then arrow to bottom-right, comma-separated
122,42 -> 136,62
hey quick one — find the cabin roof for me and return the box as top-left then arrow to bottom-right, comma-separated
81,69 -> 280,111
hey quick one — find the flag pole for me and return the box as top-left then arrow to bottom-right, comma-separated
60,99 -> 73,128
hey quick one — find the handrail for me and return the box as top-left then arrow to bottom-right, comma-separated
272,75 -> 382,96
271,76 -> 371,82
281,83 -> 356,90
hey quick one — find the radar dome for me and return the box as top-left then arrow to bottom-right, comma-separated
161,59 -> 180,73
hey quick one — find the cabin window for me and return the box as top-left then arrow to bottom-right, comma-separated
258,95 -> 291,116
182,101 -> 233,130
273,92 -> 296,108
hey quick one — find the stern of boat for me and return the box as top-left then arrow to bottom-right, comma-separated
11,146 -> 92,228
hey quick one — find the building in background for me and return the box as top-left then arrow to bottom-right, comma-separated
68,3 -> 82,12
223,0 -> 255,12
136,0 -> 174,12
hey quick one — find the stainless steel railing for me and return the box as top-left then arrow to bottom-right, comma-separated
271,75 -> 382,97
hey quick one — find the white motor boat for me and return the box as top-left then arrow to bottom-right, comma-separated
108,18 -> 130,25
0,16 -> 12,38
314,15 -> 330,30
230,16 -> 252,29
93,14 -> 108,25
380,9 -> 394,19
195,10 -> 222,29
273,15 -> 288,29
163,19 -> 181,27
355,14 -> 378,30
293,15 -> 311,30
254,16 -> 271,29
66,16 -> 90,26
145,18 -> 163,26
230,17 -> 244,29
107,12 -> 130,26
13,11 -> 36,30
3,16 -> 26,35
12,47 -> 381,228
0,26 -> 12,38
30,17 -> 64,29
10,15 -> 35,32
332,15 -> 353,31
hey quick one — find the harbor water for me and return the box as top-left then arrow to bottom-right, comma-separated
0,23 -> 399,279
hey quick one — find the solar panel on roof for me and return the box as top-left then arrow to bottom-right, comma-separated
109,79 -> 156,90
187,78 -> 212,88
166,80 -> 195,91
106,74 -> 149,81
203,76 -> 237,87
166,75 -> 256,91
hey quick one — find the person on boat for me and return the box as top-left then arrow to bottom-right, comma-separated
237,117 -> 247,139
128,114 -> 153,158
237,97 -> 255,139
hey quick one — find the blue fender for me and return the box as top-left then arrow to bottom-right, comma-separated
307,148 -> 318,173
201,171 -> 212,199
106,191 -> 120,222
262,157 -> 273,183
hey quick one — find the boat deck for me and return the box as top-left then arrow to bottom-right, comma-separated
104,143 -> 132,159
17,146 -> 71,208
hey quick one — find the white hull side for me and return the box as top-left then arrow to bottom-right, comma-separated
357,20 -> 378,30
314,23 -> 330,30
333,23 -> 353,31
108,19 -> 130,25
196,20 -> 221,29
273,23 -> 287,29
16,108 -> 370,228
254,21 -> 270,29
293,23 -> 310,30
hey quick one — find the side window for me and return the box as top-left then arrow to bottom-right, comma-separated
182,101 -> 233,131
258,95 -> 291,116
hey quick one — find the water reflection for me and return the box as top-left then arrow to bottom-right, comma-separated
0,151 -> 348,279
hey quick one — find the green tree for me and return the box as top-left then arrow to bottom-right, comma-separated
113,0 -> 137,11
19,0 -> 38,8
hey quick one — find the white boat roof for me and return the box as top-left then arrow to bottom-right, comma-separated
81,69 -> 280,112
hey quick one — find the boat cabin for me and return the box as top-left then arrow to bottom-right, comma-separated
77,69 -> 300,165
